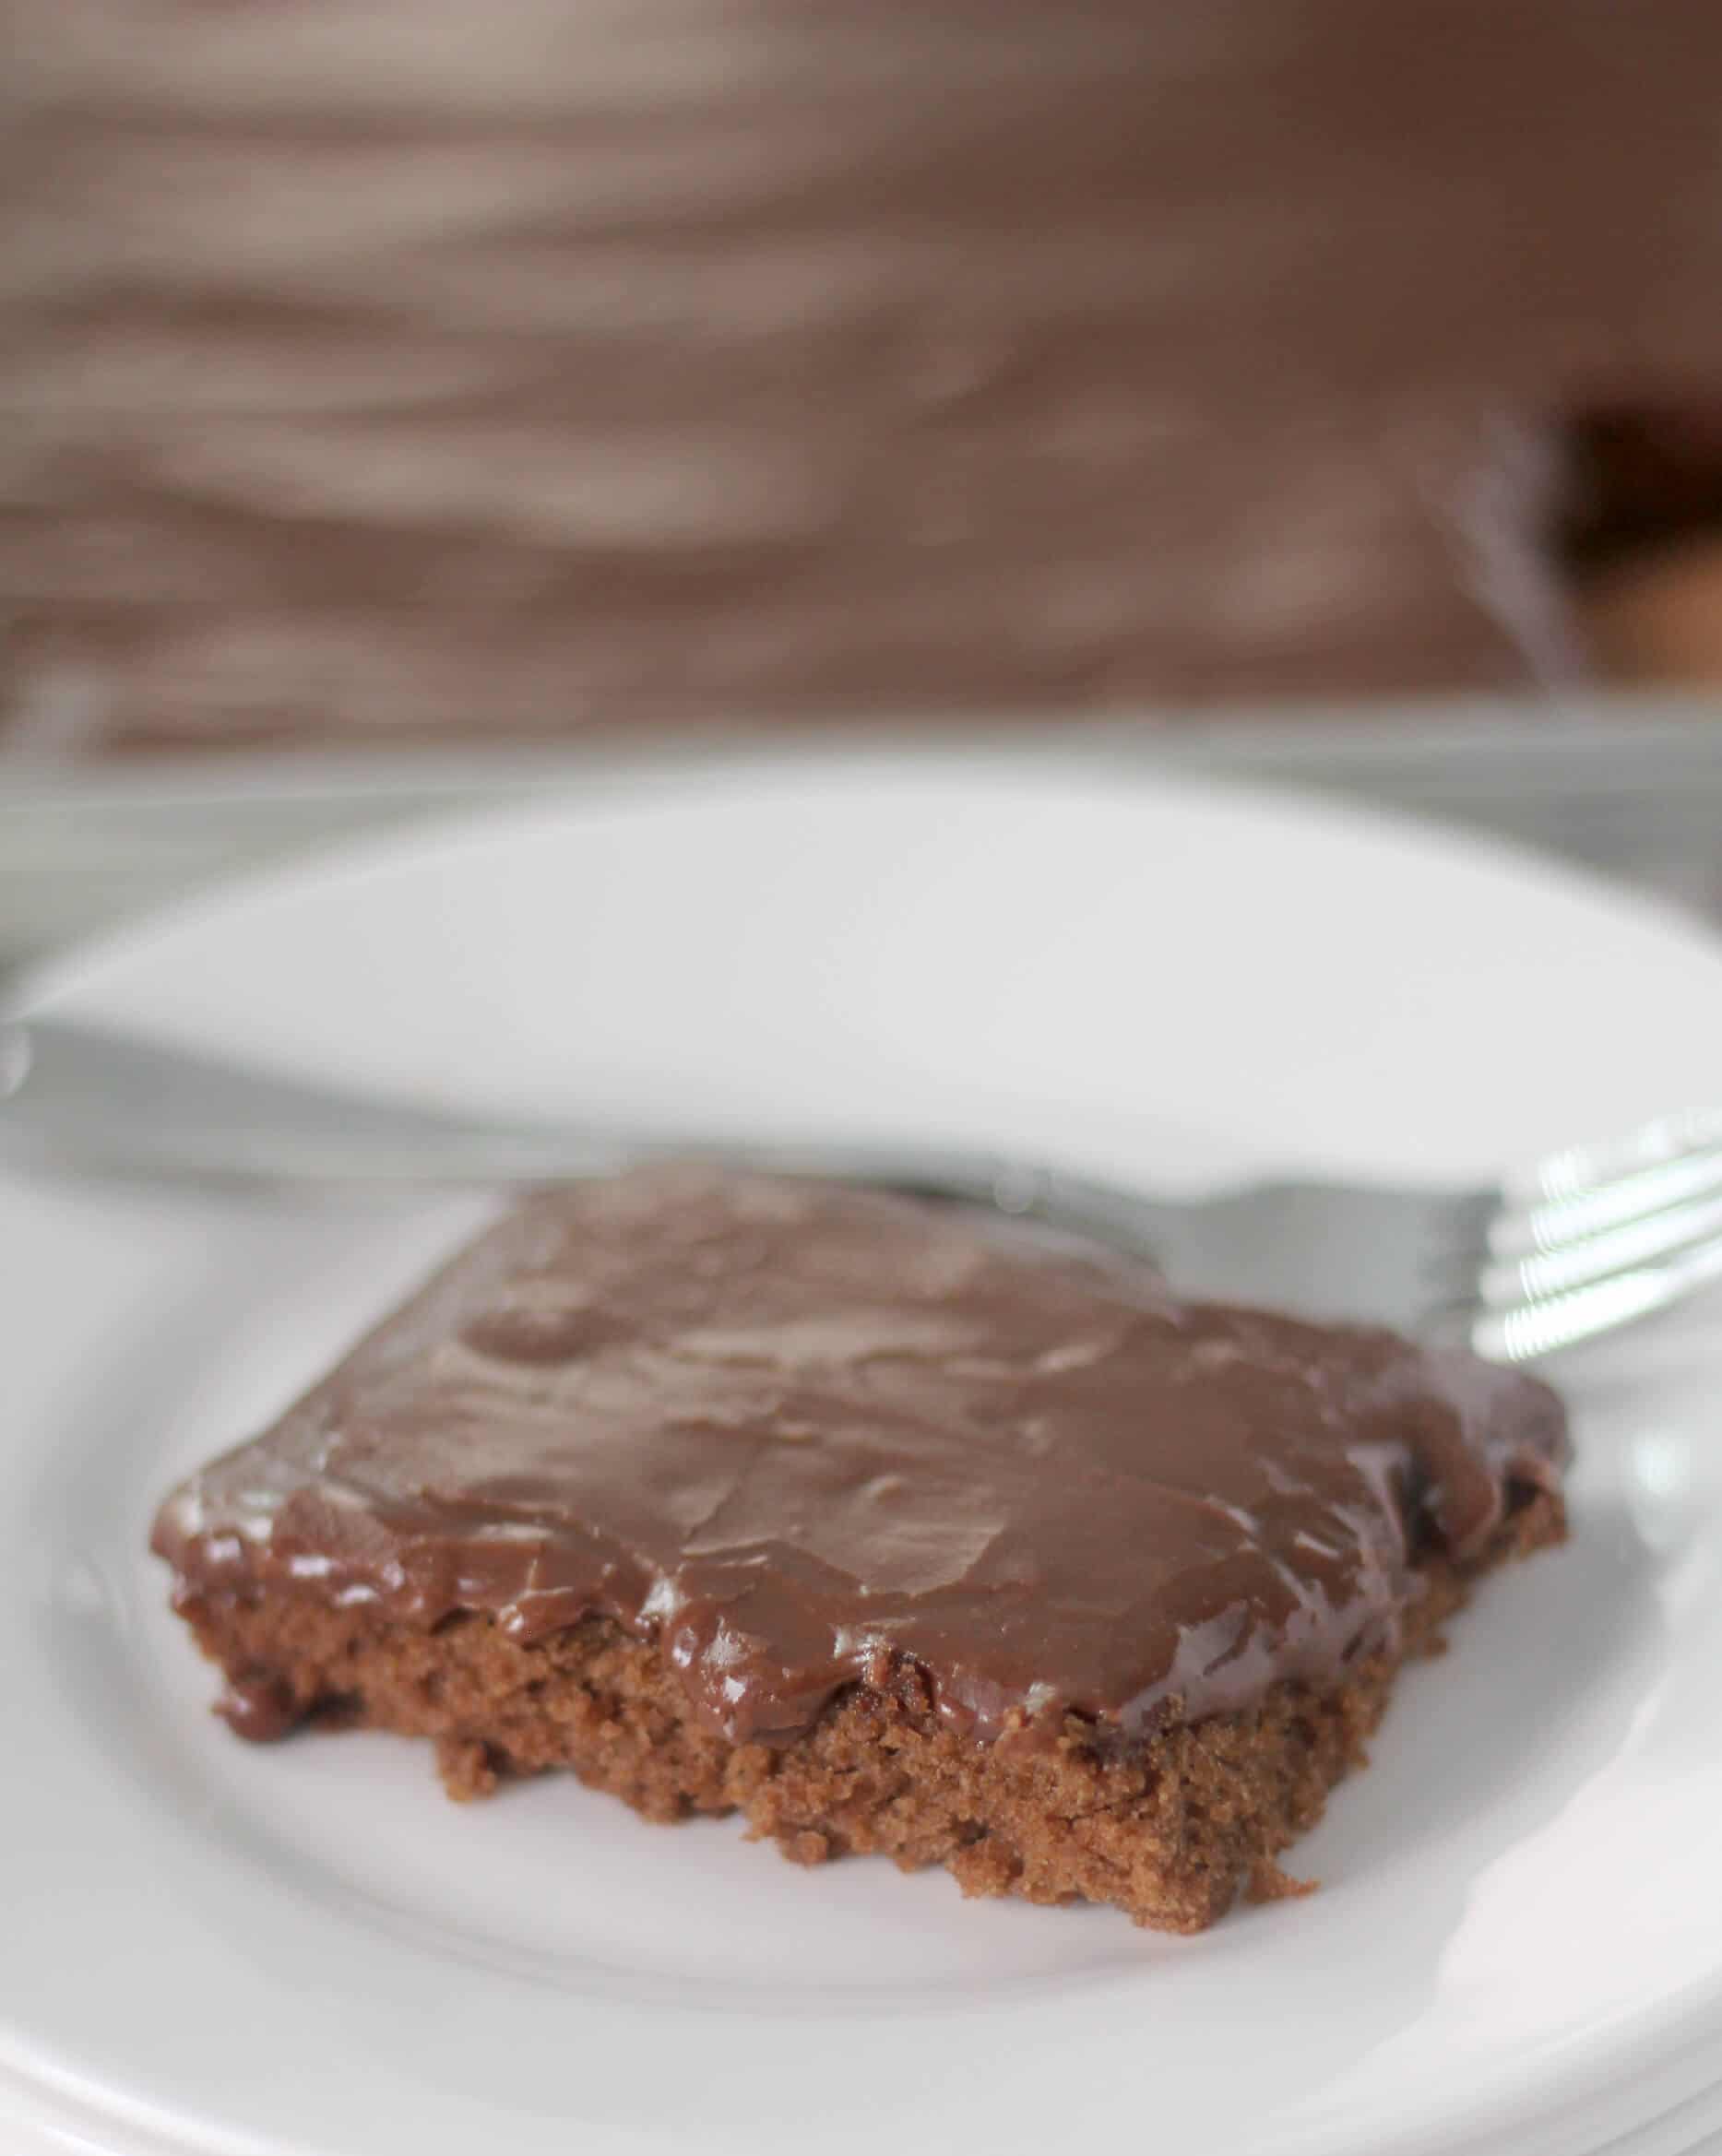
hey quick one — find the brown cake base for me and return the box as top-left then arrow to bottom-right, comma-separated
170,1487 -> 1562,1933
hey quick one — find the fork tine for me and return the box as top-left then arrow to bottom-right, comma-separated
1465,1226 -> 1722,1363
1479,1188 -> 1722,1306
1506,1108 -> 1722,1205
1489,1145 -> 1722,1258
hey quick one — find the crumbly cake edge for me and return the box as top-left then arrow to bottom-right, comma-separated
162,1487 -> 1564,1933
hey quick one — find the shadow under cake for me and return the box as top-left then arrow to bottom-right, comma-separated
152,1167 -> 1568,1932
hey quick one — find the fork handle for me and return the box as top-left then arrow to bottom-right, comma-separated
0,1018 -> 1185,1258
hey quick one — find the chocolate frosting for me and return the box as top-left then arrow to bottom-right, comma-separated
152,1168 -> 1567,1747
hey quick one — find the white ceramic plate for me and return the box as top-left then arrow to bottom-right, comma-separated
6,744 -> 1722,2156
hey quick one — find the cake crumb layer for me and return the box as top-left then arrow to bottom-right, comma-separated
167,1488 -> 1562,1931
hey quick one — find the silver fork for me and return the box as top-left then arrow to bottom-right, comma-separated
5,1015 -> 1721,1366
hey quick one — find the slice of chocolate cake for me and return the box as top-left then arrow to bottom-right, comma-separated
152,1167 -> 1568,1931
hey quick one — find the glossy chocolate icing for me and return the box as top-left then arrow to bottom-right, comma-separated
152,1168 -> 1567,1747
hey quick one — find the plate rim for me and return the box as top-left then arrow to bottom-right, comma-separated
14,734 -> 1722,1023
7,737 -> 1722,2156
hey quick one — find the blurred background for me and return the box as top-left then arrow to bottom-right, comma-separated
7,0 -> 1722,965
